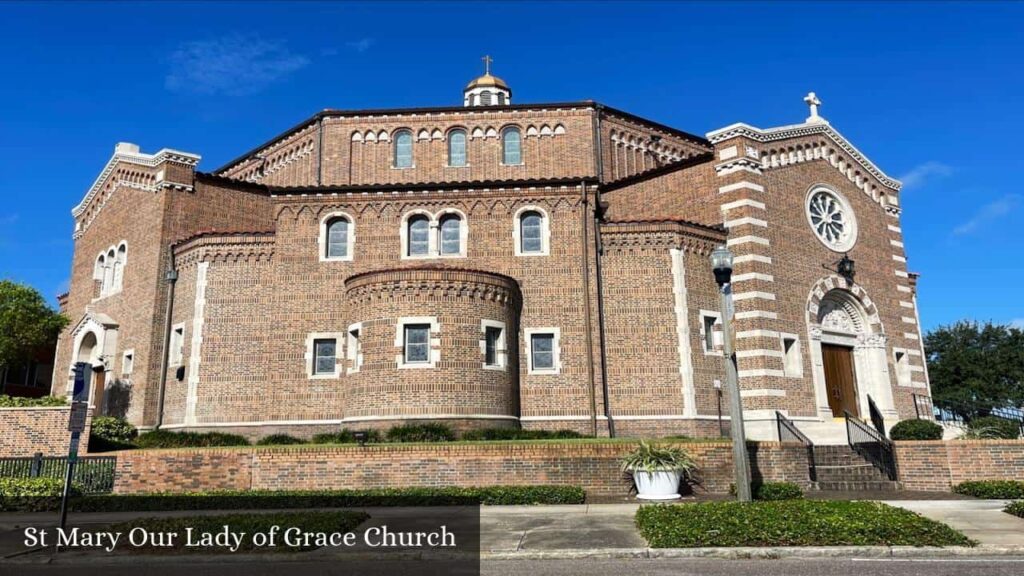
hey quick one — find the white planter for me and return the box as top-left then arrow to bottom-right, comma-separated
631,469 -> 683,500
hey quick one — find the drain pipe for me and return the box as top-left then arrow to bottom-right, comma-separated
580,180 -> 598,437
591,107 -> 615,437
316,114 -> 325,186
154,244 -> 177,429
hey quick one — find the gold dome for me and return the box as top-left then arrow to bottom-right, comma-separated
465,72 -> 509,91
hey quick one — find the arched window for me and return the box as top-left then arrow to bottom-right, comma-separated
448,129 -> 467,167
113,244 -> 126,291
326,217 -> 350,259
393,129 -> 413,168
502,127 -> 522,165
497,93 -> 506,105
407,215 -> 430,256
439,215 -> 462,256
480,91 -> 493,106
519,211 -> 543,253
103,249 -> 116,295
95,254 -> 106,295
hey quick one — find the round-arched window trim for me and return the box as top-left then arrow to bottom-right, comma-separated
805,186 -> 858,252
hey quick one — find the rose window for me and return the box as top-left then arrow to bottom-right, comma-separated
806,188 -> 857,252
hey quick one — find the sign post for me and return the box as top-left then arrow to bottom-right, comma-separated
59,363 -> 91,530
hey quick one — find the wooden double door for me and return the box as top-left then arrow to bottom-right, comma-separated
822,344 -> 858,417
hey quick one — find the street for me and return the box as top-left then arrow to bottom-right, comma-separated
5,557 -> 1024,576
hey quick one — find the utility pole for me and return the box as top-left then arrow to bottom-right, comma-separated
711,245 -> 752,502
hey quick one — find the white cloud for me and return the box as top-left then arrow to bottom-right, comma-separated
952,194 -> 1021,236
898,161 -> 952,190
346,38 -> 374,53
165,34 -> 309,96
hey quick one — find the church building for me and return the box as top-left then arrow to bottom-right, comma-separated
53,62 -> 932,442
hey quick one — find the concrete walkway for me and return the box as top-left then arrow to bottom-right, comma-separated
885,500 -> 1024,547
3,500 -> 1022,559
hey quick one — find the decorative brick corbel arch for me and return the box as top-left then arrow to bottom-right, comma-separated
805,274 -> 883,335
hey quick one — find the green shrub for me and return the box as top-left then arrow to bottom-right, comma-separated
310,429 -> 383,444
756,482 -> 803,501
256,434 -> 306,446
91,416 -> 138,443
1005,501 -> 1024,518
135,430 -> 250,449
0,395 -> 67,408
953,480 -> 1024,499
109,511 -> 369,552
635,501 -> 974,547
890,419 -> 944,441
966,416 -> 1020,440
728,481 -> 804,500
68,485 -> 586,512
385,423 -> 456,443
87,416 -> 138,452
460,428 -> 587,441
0,477 -> 78,512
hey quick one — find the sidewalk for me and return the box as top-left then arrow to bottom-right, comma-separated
3,500 -> 1023,561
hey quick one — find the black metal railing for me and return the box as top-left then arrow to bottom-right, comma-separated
845,411 -> 898,481
0,453 -> 116,494
776,411 -> 816,482
926,397 -> 1024,438
867,394 -> 887,438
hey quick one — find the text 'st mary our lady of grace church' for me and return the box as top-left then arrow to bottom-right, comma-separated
54,59 -> 931,442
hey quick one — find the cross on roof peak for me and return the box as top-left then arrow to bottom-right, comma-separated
482,55 -> 493,75
803,92 -> 827,124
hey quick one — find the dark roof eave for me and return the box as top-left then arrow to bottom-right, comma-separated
600,152 -> 715,193
267,176 -> 599,196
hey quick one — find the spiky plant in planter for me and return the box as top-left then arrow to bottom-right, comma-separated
620,440 -> 697,500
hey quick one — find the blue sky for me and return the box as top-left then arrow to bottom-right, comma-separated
1,1 -> 1022,331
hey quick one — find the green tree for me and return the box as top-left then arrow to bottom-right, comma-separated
0,280 -> 68,368
925,321 -> 1024,410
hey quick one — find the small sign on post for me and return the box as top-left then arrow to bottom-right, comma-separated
60,363 -> 93,531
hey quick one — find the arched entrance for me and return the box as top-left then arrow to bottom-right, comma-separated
806,277 -> 897,422
68,312 -> 119,413
75,331 -> 107,412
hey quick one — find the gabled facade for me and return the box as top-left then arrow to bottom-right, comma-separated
53,71 -> 930,442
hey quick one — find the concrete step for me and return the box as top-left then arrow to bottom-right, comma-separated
792,419 -> 849,445
817,480 -> 902,491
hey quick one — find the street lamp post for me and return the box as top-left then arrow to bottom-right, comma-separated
710,245 -> 752,502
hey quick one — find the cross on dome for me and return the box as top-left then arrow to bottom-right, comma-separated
803,92 -> 827,124
464,56 -> 511,107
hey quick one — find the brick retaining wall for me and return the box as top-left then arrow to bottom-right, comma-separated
112,441 -> 813,495
894,439 -> 1024,491
0,406 -> 90,456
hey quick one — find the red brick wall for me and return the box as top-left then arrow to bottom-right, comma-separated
111,441 -> 811,495
0,407 -> 90,456
895,440 -> 1024,491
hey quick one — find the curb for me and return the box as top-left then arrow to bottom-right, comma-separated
480,545 -> 1024,560
5,545 -> 1024,564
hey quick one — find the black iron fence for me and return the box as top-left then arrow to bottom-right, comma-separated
0,453 -> 116,494
916,394 -> 1024,437
776,411 -> 816,482
844,411 -> 898,481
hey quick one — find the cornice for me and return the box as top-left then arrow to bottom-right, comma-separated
600,220 -> 726,255
344,266 -> 521,306
706,121 -> 900,191
72,145 -> 201,217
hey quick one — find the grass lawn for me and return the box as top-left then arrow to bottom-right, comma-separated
636,501 -> 976,548
107,511 -> 369,553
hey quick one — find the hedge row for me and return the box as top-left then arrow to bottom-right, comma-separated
729,481 -> 804,501
635,501 -> 975,547
0,478 -> 79,512
953,480 -> 1024,499
66,486 -> 586,512
0,395 -> 67,408
890,419 -> 943,441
